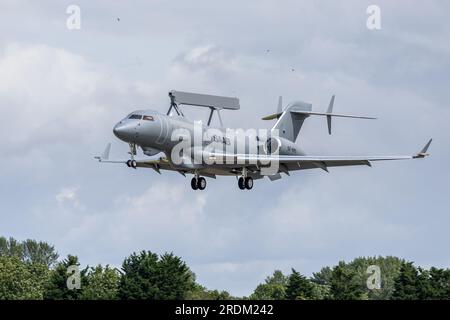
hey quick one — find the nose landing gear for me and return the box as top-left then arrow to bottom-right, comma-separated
126,159 -> 137,169
125,143 -> 138,169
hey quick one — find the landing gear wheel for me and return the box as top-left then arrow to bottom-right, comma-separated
130,160 -> 137,169
198,177 -> 206,190
238,177 -> 245,190
191,177 -> 198,190
245,177 -> 253,190
126,160 -> 131,167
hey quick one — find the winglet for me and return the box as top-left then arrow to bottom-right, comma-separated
95,143 -> 111,161
414,139 -> 432,158
326,95 -> 335,135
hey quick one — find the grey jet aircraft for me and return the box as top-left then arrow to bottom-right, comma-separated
96,90 -> 432,190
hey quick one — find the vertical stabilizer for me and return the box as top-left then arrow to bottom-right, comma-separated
272,101 -> 312,142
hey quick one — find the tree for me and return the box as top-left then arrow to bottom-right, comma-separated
346,256 -> 404,300
0,256 -> 49,299
44,255 -> 87,300
250,270 -> 288,300
318,256 -> 404,300
0,236 -> 59,267
119,251 -> 195,300
81,265 -> 120,300
330,262 -> 365,300
310,282 -> 331,300
392,262 -> 420,300
0,237 -> 24,260
157,253 -> 196,299
427,267 -> 450,299
187,284 -> 233,300
312,266 -> 333,285
285,269 -> 314,300
414,267 -> 450,300
22,239 -> 59,267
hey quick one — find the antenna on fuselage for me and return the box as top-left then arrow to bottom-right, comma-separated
168,90 -> 240,126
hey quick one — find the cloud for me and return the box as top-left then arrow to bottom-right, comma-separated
55,186 -> 82,209
29,181 -> 209,267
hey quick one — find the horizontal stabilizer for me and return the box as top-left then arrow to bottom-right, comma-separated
262,96 -> 375,122
290,110 -> 377,120
262,112 -> 282,120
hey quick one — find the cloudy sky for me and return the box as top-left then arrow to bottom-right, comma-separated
1,0 -> 449,296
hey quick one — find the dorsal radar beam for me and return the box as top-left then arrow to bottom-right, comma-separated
167,90 -> 240,127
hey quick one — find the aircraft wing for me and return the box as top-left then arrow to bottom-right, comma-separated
96,156 -> 175,173
95,143 -> 180,174
209,139 -> 432,172
234,154 -> 412,172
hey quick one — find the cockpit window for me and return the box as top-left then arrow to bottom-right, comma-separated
143,115 -> 154,121
128,114 -> 142,120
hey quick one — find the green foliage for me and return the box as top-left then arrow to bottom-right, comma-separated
0,256 -> 49,299
310,282 -> 331,300
392,262 -> 450,300
250,270 -> 288,300
187,283 -> 233,300
347,256 -> 404,300
0,236 -> 58,267
81,265 -> 120,300
312,266 -> 333,285
392,262 -> 420,300
285,269 -> 314,300
22,239 -> 59,267
44,255 -> 87,300
426,267 -> 450,299
315,256 -> 404,300
119,251 -> 195,300
1,234 -> 449,300
0,237 -> 24,259
330,262 -> 365,300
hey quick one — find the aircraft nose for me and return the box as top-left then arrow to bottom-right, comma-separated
113,122 -> 136,141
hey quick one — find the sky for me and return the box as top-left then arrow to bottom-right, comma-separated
0,0 -> 449,296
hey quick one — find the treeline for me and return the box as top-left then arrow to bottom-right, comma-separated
250,257 -> 450,300
0,236 -> 449,300
0,236 -> 230,300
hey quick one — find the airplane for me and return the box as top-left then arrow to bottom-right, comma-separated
95,90 -> 432,190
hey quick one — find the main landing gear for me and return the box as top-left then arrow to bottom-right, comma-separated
191,177 -> 206,190
237,167 -> 253,190
238,176 -> 253,190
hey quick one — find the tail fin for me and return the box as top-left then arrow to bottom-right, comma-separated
271,101 -> 312,142
262,95 -> 376,142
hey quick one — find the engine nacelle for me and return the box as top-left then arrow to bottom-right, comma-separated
264,137 -> 299,155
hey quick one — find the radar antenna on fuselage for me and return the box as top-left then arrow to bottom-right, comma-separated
166,90 -> 240,127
